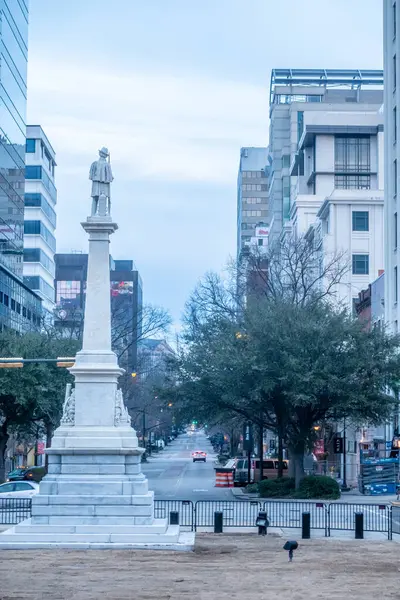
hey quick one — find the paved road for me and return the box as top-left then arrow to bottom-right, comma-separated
142,431 -> 233,501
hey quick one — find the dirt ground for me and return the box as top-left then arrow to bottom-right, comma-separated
0,534 -> 399,600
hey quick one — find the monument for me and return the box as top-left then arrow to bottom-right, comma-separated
0,149 -> 194,550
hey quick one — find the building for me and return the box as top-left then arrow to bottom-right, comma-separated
137,339 -> 175,378
0,1 -> 42,332
268,68 -> 384,244
384,2 -> 400,332
23,125 -> 57,314
237,147 -> 269,257
54,253 -> 142,371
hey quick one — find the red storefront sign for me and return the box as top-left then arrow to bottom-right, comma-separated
314,439 -> 325,455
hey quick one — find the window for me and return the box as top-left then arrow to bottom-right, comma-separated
395,2 -> 397,39
334,175 -> 371,190
297,111 -> 304,141
23,276 -> 54,301
258,238 -> 263,246
335,137 -> 370,173
395,212 -> 398,249
395,267 -> 398,303
22,307 -> 27,318
14,482 -> 35,492
352,211 -> 369,232
394,55 -> 397,90
10,298 -> 15,311
25,166 -> 57,203
3,294 -> 9,307
282,154 -> 290,168
396,160 -> 398,197
352,254 -> 369,275
283,176 -> 290,220
395,107 -> 397,143
25,139 -> 36,153
0,483 -> 14,493
24,193 -> 56,228
23,248 -> 55,276
24,221 -> 56,252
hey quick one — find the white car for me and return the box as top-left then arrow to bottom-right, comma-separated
0,481 -> 39,498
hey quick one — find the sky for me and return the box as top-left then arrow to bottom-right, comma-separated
27,0 -> 384,326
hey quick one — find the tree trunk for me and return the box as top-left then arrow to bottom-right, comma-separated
258,422 -> 264,481
277,433 -> 284,478
0,420 -> 9,484
290,449 -> 305,489
45,421 -> 53,471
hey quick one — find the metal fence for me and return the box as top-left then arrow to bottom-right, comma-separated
0,498 -> 31,524
0,498 -> 396,539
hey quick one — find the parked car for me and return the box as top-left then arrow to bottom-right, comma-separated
7,466 -> 46,483
192,451 -> 207,463
0,481 -> 39,498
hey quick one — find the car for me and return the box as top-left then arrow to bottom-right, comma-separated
0,481 -> 39,498
7,466 -> 46,483
192,451 -> 207,463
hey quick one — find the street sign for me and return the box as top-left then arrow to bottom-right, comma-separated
333,437 -> 343,454
243,423 -> 253,452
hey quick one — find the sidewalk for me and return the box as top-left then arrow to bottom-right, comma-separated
231,486 -> 398,504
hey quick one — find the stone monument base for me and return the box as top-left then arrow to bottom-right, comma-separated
0,425 -> 194,551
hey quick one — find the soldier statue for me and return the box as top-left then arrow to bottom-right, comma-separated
89,147 -> 113,216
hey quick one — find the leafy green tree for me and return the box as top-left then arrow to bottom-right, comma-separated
0,331 -> 79,481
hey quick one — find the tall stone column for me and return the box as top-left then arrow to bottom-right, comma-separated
0,149 -> 193,549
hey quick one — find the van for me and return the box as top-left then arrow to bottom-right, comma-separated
233,458 -> 289,485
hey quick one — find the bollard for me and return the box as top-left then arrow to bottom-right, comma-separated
170,511 -> 179,526
214,511 -> 223,533
302,512 -> 310,539
355,512 -> 364,539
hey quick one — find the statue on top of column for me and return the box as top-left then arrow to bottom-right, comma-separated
89,147 -> 114,216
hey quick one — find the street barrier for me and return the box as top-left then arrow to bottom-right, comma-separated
0,497 -> 394,539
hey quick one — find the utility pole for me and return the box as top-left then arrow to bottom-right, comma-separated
341,417 -> 350,491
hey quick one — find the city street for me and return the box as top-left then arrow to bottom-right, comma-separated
142,431 -> 233,501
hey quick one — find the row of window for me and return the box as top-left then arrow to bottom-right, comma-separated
0,290 -> 40,324
242,197 -> 263,205
275,94 -> 322,105
242,184 -> 268,192
24,220 -> 56,252
25,165 -> 57,203
334,175 -> 371,190
24,193 -> 56,228
242,210 -> 262,217
23,248 -> 55,276
335,136 -> 370,173
241,170 -> 266,178
23,276 -> 54,301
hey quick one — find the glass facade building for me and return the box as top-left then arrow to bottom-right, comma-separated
0,1 -> 42,331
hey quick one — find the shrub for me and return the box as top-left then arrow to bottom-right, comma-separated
258,478 -> 295,498
245,483 -> 259,494
294,475 -> 340,500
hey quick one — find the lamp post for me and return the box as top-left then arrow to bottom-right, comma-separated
341,417 -> 350,492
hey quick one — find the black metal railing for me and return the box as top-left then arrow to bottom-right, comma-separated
0,498 -> 32,524
0,497 -> 396,539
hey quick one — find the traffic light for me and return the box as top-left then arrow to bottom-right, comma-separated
56,357 -> 75,368
0,358 -> 23,368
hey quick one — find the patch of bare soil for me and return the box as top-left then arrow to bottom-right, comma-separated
0,534 -> 399,599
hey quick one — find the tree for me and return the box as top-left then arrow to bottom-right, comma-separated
0,331 -> 79,481
170,236 -> 400,487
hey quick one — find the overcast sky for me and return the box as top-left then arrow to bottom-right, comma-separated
27,0 -> 383,325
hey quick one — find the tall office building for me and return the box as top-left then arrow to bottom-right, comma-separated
237,147 -> 269,257
54,254 -> 143,371
384,1 -> 400,332
0,1 -> 42,332
268,69 -> 385,243
23,125 -> 57,314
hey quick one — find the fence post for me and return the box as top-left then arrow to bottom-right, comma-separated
302,512 -> 310,539
389,506 -> 393,541
214,511 -> 223,533
170,511 -> 179,525
325,504 -> 329,538
355,512 -> 364,539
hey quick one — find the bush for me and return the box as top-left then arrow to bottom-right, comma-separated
258,478 -> 295,498
294,475 -> 340,500
245,483 -> 259,494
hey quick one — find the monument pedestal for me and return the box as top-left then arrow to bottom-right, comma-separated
0,180 -> 194,550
